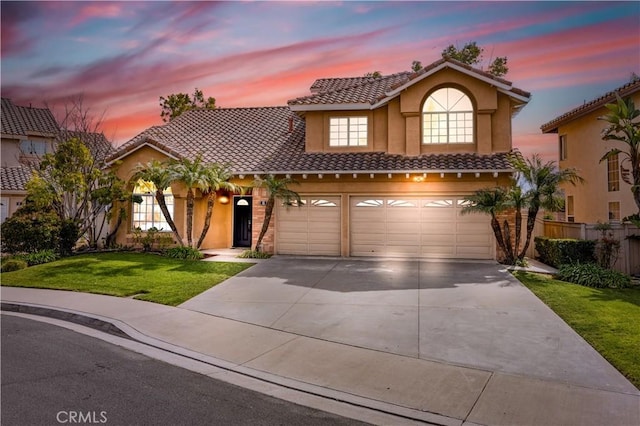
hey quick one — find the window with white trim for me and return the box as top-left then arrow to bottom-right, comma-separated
607,154 -> 620,192
608,201 -> 620,221
567,195 -> 574,222
559,135 -> 567,161
132,180 -> 174,231
329,117 -> 367,146
422,88 -> 473,144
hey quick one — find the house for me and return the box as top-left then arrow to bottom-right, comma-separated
541,77 -> 640,223
1,98 -> 113,223
106,57 -> 531,259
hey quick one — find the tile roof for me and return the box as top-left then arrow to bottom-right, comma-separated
58,130 -> 114,162
289,58 -> 530,108
0,166 -> 33,191
108,106 -> 517,175
541,77 -> 640,133
1,98 -> 59,137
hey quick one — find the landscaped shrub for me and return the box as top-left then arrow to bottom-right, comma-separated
58,219 -> 81,256
1,258 -> 28,272
237,249 -> 271,259
535,236 -> 596,268
163,246 -> 203,261
0,206 -> 60,254
17,249 -> 60,266
556,263 -> 631,289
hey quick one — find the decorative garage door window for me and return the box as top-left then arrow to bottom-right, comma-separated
132,180 -> 174,231
355,199 -> 383,207
424,199 -> 454,207
388,199 -> 417,207
312,199 -> 338,207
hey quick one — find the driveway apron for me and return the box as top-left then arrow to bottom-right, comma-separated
179,257 -> 637,394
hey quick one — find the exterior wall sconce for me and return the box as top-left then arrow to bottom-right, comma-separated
413,176 -> 425,183
218,195 -> 230,204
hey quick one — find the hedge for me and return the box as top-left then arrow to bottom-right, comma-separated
534,236 -> 596,268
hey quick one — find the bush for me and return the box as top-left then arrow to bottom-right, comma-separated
1,258 -> 28,272
163,246 -> 203,261
16,249 -> 60,266
535,237 -> 596,268
0,206 -> 61,254
58,219 -> 80,256
556,263 -> 631,289
237,249 -> 271,259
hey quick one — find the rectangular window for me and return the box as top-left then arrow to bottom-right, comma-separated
19,140 -> 47,156
566,195 -> 574,222
608,202 -> 620,221
607,155 -> 620,192
329,117 -> 367,147
559,135 -> 567,161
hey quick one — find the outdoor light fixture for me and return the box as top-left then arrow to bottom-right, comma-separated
218,195 -> 230,205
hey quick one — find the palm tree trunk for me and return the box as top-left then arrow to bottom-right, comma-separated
502,220 -> 515,264
490,215 -> 511,262
255,197 -> 275,252
514,208 -> 522,260
197,192 -> 215,249
186,189 -> 194,248
518,206 -> 539,260
156,190 -> 184,246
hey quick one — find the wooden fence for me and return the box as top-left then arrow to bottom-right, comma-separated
543,220 -> 640,275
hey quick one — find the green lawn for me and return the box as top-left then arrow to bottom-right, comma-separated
513,271 -> 640,389
1,252 -> 253,306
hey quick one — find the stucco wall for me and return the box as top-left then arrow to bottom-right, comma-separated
557,91 -> 640,223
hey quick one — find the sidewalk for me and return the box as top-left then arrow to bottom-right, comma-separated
2,286 -> 638,426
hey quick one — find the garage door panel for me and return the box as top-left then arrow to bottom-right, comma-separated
276,196 -> 340,256
351,196 -> 492,259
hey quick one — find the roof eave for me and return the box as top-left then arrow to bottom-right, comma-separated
288,103 -> 373,112
238,168 -> 515,176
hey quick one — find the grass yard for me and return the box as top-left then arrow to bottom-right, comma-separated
513,271 -> 640,389
1,252 -> 253,306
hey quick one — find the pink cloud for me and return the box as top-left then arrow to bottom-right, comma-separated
68,3 -> 124,27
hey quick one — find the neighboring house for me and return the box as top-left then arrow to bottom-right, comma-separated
541,77 -> 640,223
106,57 -> 531,259
1,98 -> 113,223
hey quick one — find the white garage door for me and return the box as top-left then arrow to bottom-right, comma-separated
350,196 -> 493,259
276,196 -> 341,255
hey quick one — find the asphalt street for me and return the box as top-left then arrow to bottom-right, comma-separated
1,314 -> 368,426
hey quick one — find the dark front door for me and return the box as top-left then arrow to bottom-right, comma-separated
233,196 -> 252,247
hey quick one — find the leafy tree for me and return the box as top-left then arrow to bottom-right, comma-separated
411,60 -> 423,72
132,160 -> 184,246
364,71 -> 382,78
252,175 -> 302,252
196,163 -> 240,249
439,41 -> 509,77
511,154 -> 583,260
159,88 -> 216,122
598,93 -> 640,213
26,137 -> 125,250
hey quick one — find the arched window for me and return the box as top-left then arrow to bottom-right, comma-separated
132,180 -> 174,231
422,88 -> 474,144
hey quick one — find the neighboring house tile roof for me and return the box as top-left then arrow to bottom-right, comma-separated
541,77 -> 640,133
108,106 -> 518,175
289,58 -> 530,109
1,98 -> 59,137
0,166 -> 33,191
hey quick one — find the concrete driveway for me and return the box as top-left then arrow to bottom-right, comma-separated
180,257 -> 636,394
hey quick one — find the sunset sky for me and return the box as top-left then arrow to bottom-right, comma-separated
2,1 -> 639,162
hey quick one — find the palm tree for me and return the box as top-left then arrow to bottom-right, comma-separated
462,187 -> 514,264
132,160 -> 183,246
598,93 -> 640,212
169,155 -> 208,248
196,163 -> 241,249
512,154 -> 583,259
252,175 -> 301,252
